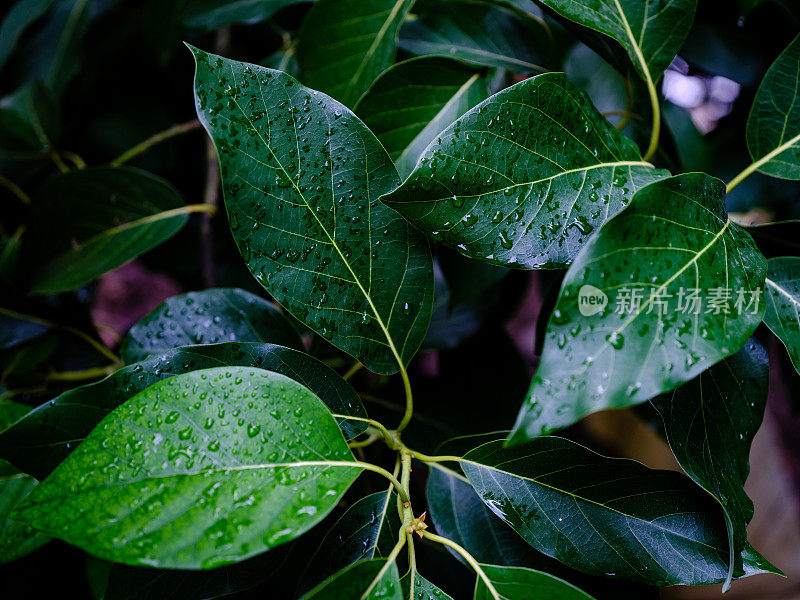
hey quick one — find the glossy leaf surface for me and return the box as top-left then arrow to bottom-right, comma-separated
511,173 -> 766,442
121,288 -> 302,363
191,48 -> 433,375
300,490 -> 399,594
533,0 -> 696,82
406,572 -> 454,600
300,558 -> 402,600
427,462 -> 541,566
463,437 -> 776,585
651,339 -> 768,589
383,73 -> 667,269
475,565 -> 594,600
0,401 -> 48,563
14,367 -> 362,569
355,56 -> 489,178
764,256 -> 800,374
297,0 -> 414,107
0,342 -> 366,478
26,167 -> 188,294
746,34 -> 800,179
182,0 -> 310,30
399,2 -> 545,73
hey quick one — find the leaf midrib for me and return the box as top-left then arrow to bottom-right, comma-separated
347,0 -> 410,96
224,74 -> 407,372
579,217 -> 732,368
463,456 -> 728,553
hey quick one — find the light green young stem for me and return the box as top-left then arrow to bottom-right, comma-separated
422,532 -> 501,600
110,120 -> 202,166
726,132 -> 800,193
610,0 -> 660,161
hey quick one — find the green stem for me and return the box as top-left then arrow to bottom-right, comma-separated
726,131 -> 800,194
46,364 -> 119,382
396,364 -> 414,432
422,532 -> 501,600
0,175 -> 30,204
110,120 -> 202,166
331,414 -> 397,450
610,0 -> 660,161
361,532 -> 406,599
0,307 -> 120,364
342,361 -> 363,381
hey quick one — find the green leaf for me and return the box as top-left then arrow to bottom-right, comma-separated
382,73 -> 667,269
0,342 -> 367,478
746,34 -> 800,180
182,0 -> 310,30
651,339 -> 768,591
355,56 -> 490,178
0,81 -> 59,151
404,571 -> 453,600
399,2 -> 545,73
300,490 -> 400,594
462,437 -> 775,586
190,48 -> 433,375
0,0 -> 57,73
20,0 -> 93,98
510,173 -> 766,442
121,288 -> 303,363
13,367 -> 362,569
764,256 -> 800,374
0,401 -> 49,563
533,0 -> 696,83
26,167 -> 189,294
300,558 -> 402,600
426,458 -> 541,567
296,0 -> 414,107
475,564 -> 594,600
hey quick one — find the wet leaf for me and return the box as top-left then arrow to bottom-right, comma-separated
0,342 -> 367,478
296,0 -> 414,107
13,367 -> 363,569
355,56 -> 489,178
0,401 -> 49,563
300,489 -> 400,594
399,2 -> 545,73
121,288 -> 302,363
26,167 -> 188,294
404,571 -> 454,600
300,558 -> 402,600
746,34 -> 800,179
190,48 -> 433,375
651,339 -> 768,590
462,437 -> 779,586
510,173 -> 766,442
475,564 -> 594,600
427,462 -> 542,564
533,0 -> 696,82
382,73 -> 667,269
764,256 -> 800,374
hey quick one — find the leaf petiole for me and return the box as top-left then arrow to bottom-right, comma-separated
422,531 -> 500,600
